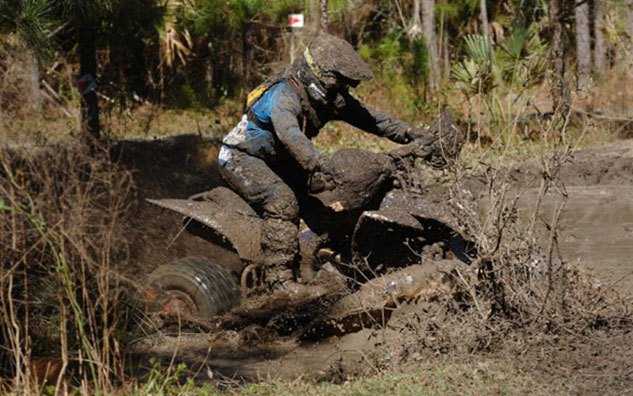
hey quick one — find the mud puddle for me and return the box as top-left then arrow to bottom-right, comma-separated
131,329 -> 378,381
520,185 -> 633,290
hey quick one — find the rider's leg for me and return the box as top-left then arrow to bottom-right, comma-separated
219,148 -> 299,286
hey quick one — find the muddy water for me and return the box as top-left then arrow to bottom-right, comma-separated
520,185 -> 633,290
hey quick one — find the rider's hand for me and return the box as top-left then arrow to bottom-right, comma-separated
420,111 -> 464,169
316,155 -> 343,181
309,156 -> 342,193
407,126 -> 431,142
309,172 -> 336,193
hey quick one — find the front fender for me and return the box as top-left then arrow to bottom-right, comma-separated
351,189 -> 475,273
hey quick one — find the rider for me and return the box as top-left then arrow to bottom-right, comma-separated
218,33 -> 450,289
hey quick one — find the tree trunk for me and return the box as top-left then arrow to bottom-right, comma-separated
575,0 -> 591,90
242,27 -> 252,86
593,0 -> 607,75
421,0 -> 440,93
480,0 -> 489,39
409,0 -> 422,38
593,0 -> 608,74
625,0 -> 633,65
77,22 -> 100,143
549,0 -> 571,116
320,0 -> 328,32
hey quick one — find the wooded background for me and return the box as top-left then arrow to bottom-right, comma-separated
1,0 -> 632,141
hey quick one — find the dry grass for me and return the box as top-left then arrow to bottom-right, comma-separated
0,143 -> 134,394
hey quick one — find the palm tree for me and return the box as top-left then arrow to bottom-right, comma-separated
0,0 -> 55,55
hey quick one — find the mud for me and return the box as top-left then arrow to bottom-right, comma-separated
311,148 -> 394,211
513,140 -> 633,289
120,136 -> 633,386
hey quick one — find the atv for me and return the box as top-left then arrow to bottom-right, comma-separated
144,111 -> 476,335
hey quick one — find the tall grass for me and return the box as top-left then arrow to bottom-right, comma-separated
0,143 -> 134,394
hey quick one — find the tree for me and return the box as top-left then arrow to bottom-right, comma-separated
479,0 -> 489,39
593,0 -> 607,75
60,0 -> 119,143
409,0 -> 422,38
574,0 -> 591,90
625,0 -> 633,66
421,0 -> 440,93
549,0 -> 571,116
321,0 -> 328,32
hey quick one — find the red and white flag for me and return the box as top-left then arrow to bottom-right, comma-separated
288,14 -> 304,28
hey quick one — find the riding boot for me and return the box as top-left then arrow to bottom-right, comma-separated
261,218 -> 299,287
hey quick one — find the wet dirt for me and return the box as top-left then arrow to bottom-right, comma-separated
120,136 -> 633,384
513,140 -> 633,290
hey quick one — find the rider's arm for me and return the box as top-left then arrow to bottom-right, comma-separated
271,85 -> 324,172
335,91 -> 428,144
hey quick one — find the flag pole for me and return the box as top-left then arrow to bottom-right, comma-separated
290,27 -> 295,65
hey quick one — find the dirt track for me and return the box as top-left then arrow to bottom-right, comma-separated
125,137 -> 633,386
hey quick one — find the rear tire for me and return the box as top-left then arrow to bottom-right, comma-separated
145,257 -> 241,318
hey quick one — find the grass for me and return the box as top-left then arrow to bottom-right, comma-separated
121,356 -> 574,396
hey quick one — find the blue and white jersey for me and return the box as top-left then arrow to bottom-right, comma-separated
221,82 -> 298,162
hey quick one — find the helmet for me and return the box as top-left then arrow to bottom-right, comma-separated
304,33 -> 373,85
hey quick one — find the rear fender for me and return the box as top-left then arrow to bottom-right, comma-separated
147,187 -> 263,264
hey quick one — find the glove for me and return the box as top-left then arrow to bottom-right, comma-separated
309,155 -> 342,193
422,111 -> 464,169
317,155 -> 341,179
406,126 -> 431,142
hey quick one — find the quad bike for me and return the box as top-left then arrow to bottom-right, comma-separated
144,111 -> 476,334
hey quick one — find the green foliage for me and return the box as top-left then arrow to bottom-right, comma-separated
59,0 -> 117,22
451,20 -> 549,143
0,0 -> 56,58
451,34 -> 495,96
452,20 -> 548,96
360,32 -> 429,108
0,198 -> 10,212
496,21 -> 548,87
173,83 -> 202,109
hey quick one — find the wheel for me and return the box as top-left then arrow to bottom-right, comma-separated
145,256 -> 241,319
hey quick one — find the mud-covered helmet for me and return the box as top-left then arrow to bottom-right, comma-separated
303,33 -> 373,90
